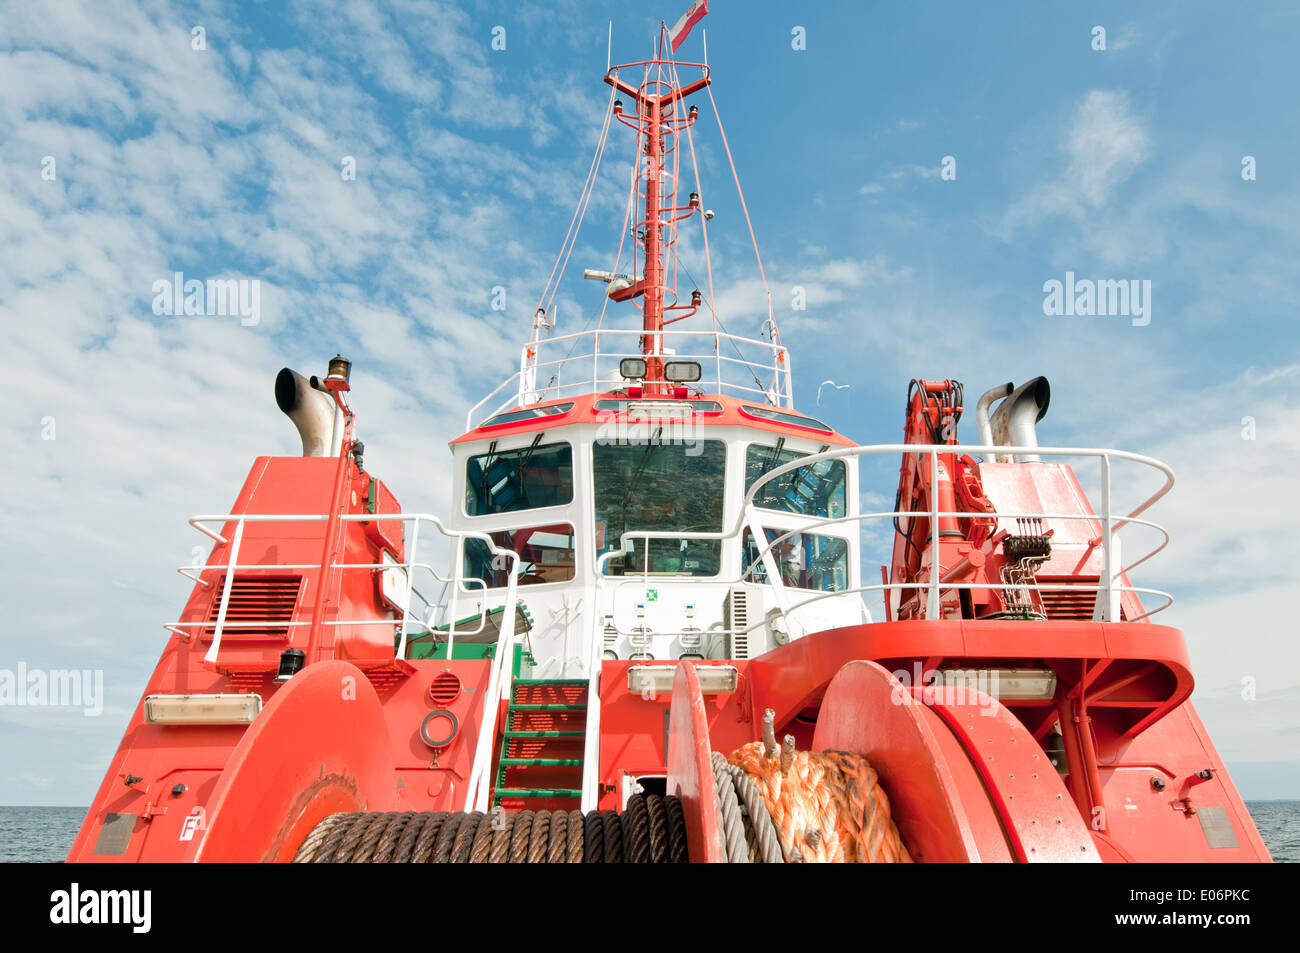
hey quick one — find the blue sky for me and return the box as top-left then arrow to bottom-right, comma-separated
3,0 -> 1299,805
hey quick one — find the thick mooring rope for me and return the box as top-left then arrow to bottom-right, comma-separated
294,798 -> 688,863
722,709 -> 912,864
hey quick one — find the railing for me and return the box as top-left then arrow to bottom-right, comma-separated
172,512 -> 523,812
584,443 -> 1176,707
466,327 -> 793,431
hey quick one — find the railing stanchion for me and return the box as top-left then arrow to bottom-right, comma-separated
1099,454 -> 1119,622
204,519 -> 244,665
926,449 -> 941,619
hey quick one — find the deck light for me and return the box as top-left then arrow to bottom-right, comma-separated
144,693 -> 262,725
628,664 -> 738,695
932,668 -> 1057,701
664,361 -> 702,383
619,357 -> 648,379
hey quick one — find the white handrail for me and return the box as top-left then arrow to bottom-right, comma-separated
466,327 -> 794,430
585,442 -> 1177,682
180,509 -> 523,810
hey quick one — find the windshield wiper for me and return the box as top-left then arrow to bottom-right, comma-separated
620,426 -> 664,514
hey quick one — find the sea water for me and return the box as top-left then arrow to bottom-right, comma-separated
1,802 -> 1296,862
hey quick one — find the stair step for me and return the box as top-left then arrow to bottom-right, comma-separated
513,678 -> 588,686
510,703 -> 585,711
499,757 -> 583,767
494,787 -> 581,799
503,729 -> 585,738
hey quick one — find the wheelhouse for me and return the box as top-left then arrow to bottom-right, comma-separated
444,392 -> 863,676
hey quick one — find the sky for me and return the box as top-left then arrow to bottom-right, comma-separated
2,0 -> 1299,805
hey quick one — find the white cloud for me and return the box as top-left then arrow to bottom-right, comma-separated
1004,89 -> 1151,230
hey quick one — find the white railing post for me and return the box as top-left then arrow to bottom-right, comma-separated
204,519 -> 245,665
467,561 -> 518,812
926,450 -> 941,619
395,516 -> 421,661
714,334 -> 723,397
580,624 -> 602,812
1099,454 -> 1120,622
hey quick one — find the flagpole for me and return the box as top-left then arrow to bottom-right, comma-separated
606,20 -> 612,72
702,27 -> 708,65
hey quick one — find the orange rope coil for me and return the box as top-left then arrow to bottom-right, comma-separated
727,738 -> 913,864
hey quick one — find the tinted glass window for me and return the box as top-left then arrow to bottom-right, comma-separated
743,528 -> 848,592
745,445 -> 846,518
466,442 -> 573,515
740,405 -> 832,431
480,402 -> 574,428
463,523 -> 576,588
593,438 -> 726,576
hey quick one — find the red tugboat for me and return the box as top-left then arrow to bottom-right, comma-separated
68,26 -> 1270,864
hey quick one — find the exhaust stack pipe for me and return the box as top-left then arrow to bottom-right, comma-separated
986,376 -> 1050,463
975,382 -> 1014,449
275,367 -> 338,457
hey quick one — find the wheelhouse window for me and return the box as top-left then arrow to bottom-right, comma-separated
463,523 -> 577,588
465,441 -> 573,515
743,528 -> 848,592
479,402 -> 574,428
593,438 -> 726,576
745,444 -> 846,519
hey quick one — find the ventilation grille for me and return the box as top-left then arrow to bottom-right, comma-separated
724,587 -> 750,660
1038,588 -> 1096,621
428,672 -> 461,706
1036,579 -> 1133,622
205,576 -> 302,640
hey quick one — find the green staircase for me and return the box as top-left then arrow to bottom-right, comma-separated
492,678 -> 588,809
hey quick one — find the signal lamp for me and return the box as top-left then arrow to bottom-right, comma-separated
326,354 -> 352,384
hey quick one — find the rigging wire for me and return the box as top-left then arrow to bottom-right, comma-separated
534,83 -> 618,320
704,80 -> 781,350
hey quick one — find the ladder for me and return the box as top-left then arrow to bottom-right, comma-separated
492,678 -> 588,809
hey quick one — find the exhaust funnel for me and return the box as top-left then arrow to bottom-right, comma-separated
275,367 -> 337,457
988,376 -> 1050,463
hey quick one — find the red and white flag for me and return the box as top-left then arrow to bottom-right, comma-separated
668,0 -> 709,52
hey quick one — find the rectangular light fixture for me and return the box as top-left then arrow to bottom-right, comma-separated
627,401 -> 693,422
933,668 -> 1057,701
627,664 -> 738,695
144,693 -> 263,725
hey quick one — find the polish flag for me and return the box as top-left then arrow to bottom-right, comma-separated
668,0 -> 709,52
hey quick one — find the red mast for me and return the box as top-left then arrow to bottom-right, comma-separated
605,24 -> 710,393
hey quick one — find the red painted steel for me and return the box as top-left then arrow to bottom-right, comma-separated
914,682 -> 1100,862
812,660 -> 1013,862
195,660 -> 397,862
666,662 -> 723,862
453,392 -> 855,447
